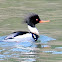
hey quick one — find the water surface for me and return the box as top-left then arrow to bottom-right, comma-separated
0,35 -> 62,62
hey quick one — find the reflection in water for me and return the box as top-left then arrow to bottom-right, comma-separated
0,41 -> 40,62
1,35 -> 62,62
38,35 -> 56,44
43,50 -> 62,54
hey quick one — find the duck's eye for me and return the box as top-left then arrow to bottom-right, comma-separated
36,19 -> 38,21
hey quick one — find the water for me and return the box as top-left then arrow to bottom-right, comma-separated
0,35 -> 62,62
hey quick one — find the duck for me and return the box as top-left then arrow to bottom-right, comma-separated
3,13 -> 50,42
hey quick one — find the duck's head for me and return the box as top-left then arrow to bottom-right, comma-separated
24,13 -> 50,35
25,13 -> 50,27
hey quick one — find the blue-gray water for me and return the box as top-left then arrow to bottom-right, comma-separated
0,35 -> 62,62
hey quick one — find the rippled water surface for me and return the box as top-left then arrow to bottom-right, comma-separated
0,35 -> 62,62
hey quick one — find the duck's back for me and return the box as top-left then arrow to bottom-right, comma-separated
5,31 -> 29,39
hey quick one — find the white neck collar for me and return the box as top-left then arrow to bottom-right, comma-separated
28,25 -> 39,35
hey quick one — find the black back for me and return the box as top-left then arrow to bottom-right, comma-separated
5,31 -> 29,39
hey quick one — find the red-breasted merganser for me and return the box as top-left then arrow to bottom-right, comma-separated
3,13 -> 50,42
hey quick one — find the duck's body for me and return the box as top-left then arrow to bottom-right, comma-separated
2,13 -> 49,42
3,31 -> 38,42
